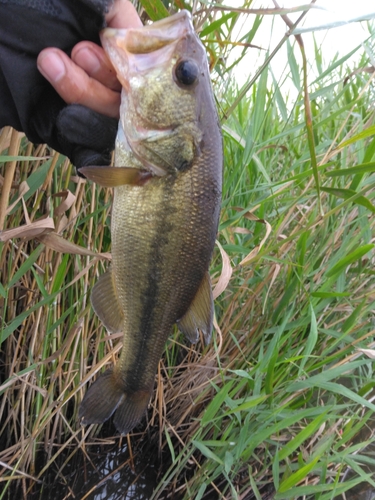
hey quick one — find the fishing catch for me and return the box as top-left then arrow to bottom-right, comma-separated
79,10 -> 222,434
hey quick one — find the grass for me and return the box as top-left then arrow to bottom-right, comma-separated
1,1 -> 375,499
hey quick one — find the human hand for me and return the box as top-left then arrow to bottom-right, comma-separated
36,0 -> 142,170
0,0 -> 141,169
37,0 -> 142,120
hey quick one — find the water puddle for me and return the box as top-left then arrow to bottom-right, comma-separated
27,433 -> 161,500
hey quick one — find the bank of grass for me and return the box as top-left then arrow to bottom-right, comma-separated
1,2 -> 375,499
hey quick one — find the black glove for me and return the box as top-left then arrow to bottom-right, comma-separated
0,0 -> 118,169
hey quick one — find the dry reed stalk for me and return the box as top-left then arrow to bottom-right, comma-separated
0,127 -> 12,154
0,129 -> 22,230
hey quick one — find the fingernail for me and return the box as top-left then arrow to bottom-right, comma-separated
38,52 -> 66,82
74,47 -> 101,73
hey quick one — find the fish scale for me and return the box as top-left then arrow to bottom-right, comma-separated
79,10 -> 222,435
113,169 -> 220,386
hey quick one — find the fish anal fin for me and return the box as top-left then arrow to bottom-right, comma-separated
177,271 -> 213,345
79,166 -> 152,187
91,269 -> 124,333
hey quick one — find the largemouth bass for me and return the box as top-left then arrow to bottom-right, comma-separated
79,10 -> 222,435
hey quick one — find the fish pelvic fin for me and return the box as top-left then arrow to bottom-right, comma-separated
79,166 -> 152,187
91,269 -> 124,333
177,271 -> 213,345
79,369 -> 152,435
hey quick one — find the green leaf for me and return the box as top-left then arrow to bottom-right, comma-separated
195,484 -> 207,500
316,381 -> 375,413
309,82 -> 338,100
311,291 -> 351,298
278,411 -> 329,461
228,369 -> 253,380
201,381 -> 234,424
9,159 -> 53,214
31,268 -> 48,299
249,474 -> 263,500
325,161 -> 375,177
326,244 -> 374,277
342,300 -> 365,333
287,39 -> 301,91
321,186 -> 375,213
51,253 -> 70,294
278,456 -> 320,492
0,364 -> 38,395
265,344 -> 278,395
312,44 -> 361,84
224,451 -> 234,474
275,476 -> 369,498
1,291 -> 57,343
7,245 -> 44,289
305,305 -> 318,357
288,360 -> 369,391
224,394 -> 269,415
299,304 -> 318,374
252,153 -> 272,184
164,429 -> 176,463
273,448 -> 280,491
271,71 -> 288,122
138,0 -> 169,21
201,12 -> 236,38
338,125 -> 375,149
192,440 -> 224,465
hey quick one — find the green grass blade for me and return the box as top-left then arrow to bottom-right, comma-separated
138,0 -> 169,21
325,161 -> 375,177
277,456 -> 320,493
321,187 -> 375,213
326,244 -> 374,277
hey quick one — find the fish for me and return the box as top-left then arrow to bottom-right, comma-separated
78,10 -> 222,435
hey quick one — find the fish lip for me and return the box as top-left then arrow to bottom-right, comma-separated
139,10 -> 192,31
100,11 -> 193,53
100,10 -> 194,61
100,11 -> 195,87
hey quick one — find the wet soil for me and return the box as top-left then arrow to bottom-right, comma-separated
6,425 -> 161,500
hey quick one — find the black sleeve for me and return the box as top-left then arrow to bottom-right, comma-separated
0,0 -> 118,169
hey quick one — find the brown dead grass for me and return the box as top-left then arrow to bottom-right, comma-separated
0,127 -> 235,498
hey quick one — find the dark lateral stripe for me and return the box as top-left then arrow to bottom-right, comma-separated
125,180 -> 176,389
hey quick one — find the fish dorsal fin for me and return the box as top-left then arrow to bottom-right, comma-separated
176,272 -> 213,345
79,166 -> 152,187
91,269 -> 124,333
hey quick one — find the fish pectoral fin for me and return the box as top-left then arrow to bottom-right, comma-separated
79,166 -> 152,187
176,271 -> 213,345
91,269 -> 124,333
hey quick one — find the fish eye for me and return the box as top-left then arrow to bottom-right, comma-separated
174,60 -> 199,86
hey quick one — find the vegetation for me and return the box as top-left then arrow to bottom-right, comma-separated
1,1 -> 375,499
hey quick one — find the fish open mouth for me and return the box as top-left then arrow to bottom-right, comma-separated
101,10 -> 200,177
100,10 -> 194,79
101,10 -> 192,54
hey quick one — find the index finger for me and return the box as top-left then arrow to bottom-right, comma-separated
105,0 -> 142,28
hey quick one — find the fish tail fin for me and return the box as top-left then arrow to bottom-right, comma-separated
79,369 -> 124,426
114,389 -> 151,435
79,369 -> 151,435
